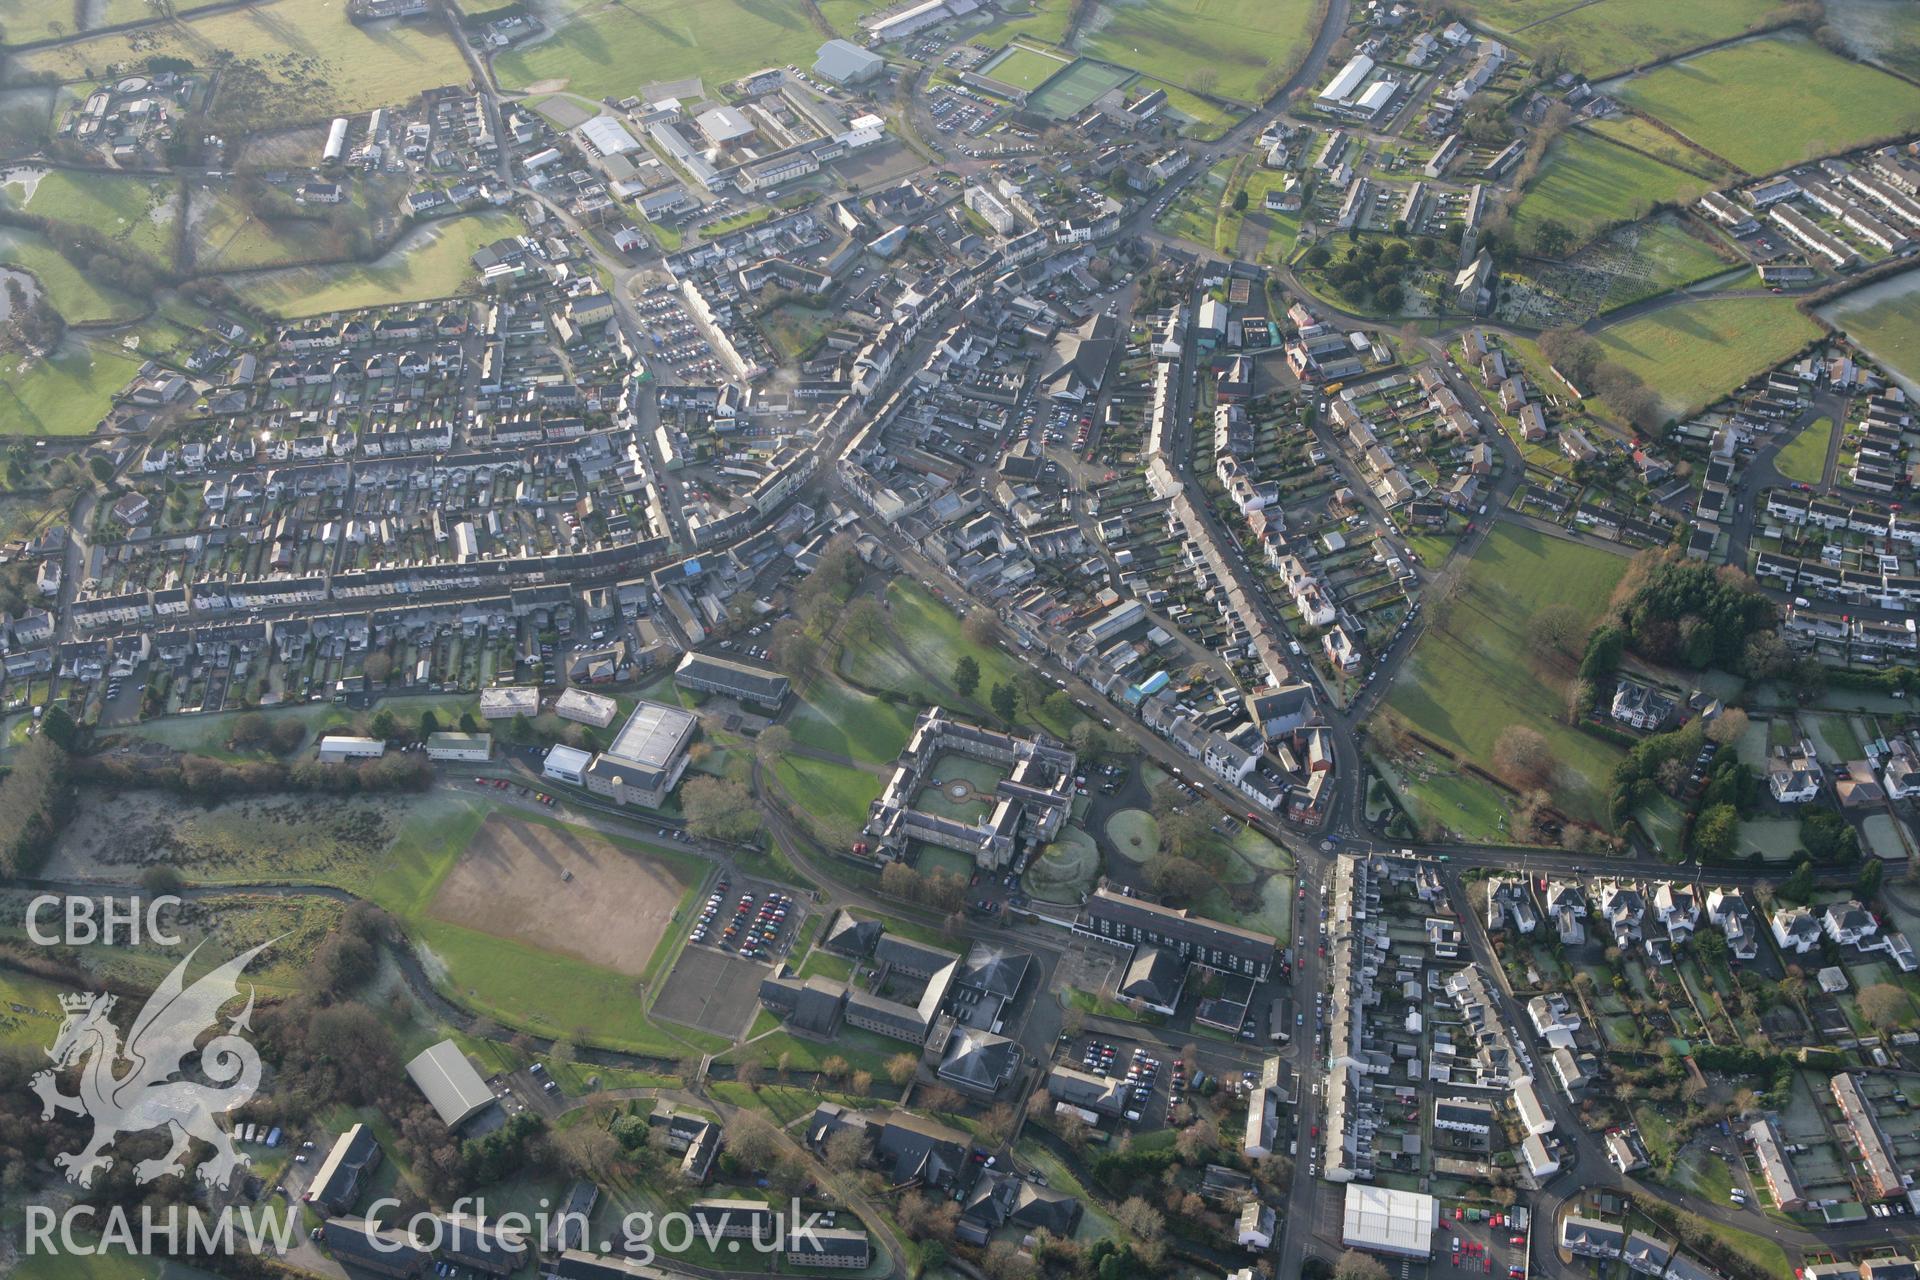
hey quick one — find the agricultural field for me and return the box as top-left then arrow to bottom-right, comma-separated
0,226 -> 142,323
1824,0 -> 1920,80
1,168 -> 177,266
1509,129 -> 1715,247
1379,523 -> 1631,832
1817,268 -> 1920,389
1591,294 -> 1822,416
1774,416 -> 1834,486
1458,0 -> 1781,74
1610,33 -> 1920,175
1583,114 -> 1740,184
0,331 -> 146,436
231,211 -> 524,316
494,0 -> 869,99
12,3 -> 469,125
1073,0 -> 1321,103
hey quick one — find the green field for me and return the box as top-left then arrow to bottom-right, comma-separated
495,0 -> 872,98
1591,294 -> 1822,416
773,754 -> 881,830
984,43 -> 1072,91
1584,114 -> 1739,183
3,169 -> 177,266
0,332 -> 146,436
0,226 -> 142,323
1075,0 -> 1321,103
1775,416 -> 1833,485
1511,129 -> 1714,247
1818,269 -> 1920,388
1825,0 -> 1920,81
1458,0 -> 1781,75
189,186 -> 344,272
788,677 -> 918,765
1612,33 -> 1920,175
15,4 -> 470,123
1380,523 -> 1631,830
232,212 -> 523,317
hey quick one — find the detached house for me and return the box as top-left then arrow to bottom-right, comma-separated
1772,905 -> 1823,955
1705,888 -> 1759,961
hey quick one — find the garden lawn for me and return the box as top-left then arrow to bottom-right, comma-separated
1379,523 -> 1630,829
1591,294 -> 1822,417
1612,33 -> 1920,175
1774,416 -> 1833,486
1075,0 -> 1321,103
1459,0 -> 1780,75
1511,129 -> 1713,246
0,333 -> 146,436
232,212 -> 524,317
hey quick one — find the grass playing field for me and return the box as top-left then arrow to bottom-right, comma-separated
1073,0 -> 1321,103
1817,268 -> 1920,389
1510,128 -> 1715,247
1380,523 -> 1631,831
1611,33 -> 1920,175
983,43 -> 1072,91
15,3 -> 469,124
1591,293 -> 1823,416
494,0 -> 876,98
231,211 -> 523,316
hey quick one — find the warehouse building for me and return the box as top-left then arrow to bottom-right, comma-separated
815,38 -> 886,85
1341,1184 -> 1437,1259
405,1040 -> 497,1130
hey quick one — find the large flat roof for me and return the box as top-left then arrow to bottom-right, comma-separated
1341,1184 -> 1437,1258
604,698 -> 698,773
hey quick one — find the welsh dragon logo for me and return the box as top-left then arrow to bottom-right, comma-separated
31,941 -> 270,1190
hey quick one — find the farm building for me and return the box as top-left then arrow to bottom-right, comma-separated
425,732 -> 493,762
